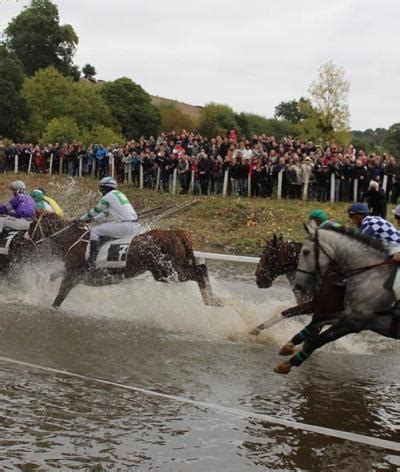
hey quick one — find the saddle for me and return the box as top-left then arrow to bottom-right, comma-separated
93,235 -> 135,269
0,229 -> 22,255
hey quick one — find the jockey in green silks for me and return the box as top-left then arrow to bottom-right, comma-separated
308,209 -> 341,230
31,189 -> 54,213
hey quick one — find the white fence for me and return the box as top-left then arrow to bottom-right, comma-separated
13,154 -> 378,203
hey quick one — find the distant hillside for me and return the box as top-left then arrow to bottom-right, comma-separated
150,95 -> 203,120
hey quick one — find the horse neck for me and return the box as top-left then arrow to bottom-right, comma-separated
319,231 -> 386,271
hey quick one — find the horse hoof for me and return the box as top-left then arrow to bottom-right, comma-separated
279,342 -> 296,356
209,298 -> 223,307
249,328 -> 261,336
274,362 -> 291,375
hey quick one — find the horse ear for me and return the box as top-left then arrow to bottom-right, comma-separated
272,233 -> 278,246
303,222 -> 310,235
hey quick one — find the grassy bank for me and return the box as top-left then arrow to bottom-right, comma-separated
1,174 -> 395,255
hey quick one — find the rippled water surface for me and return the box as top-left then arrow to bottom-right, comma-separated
0,261 -> 399,470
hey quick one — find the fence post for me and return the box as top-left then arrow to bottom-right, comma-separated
14,154 -> 18,174
155,167 -> 161,191
302,173 -> 309,200
330,173 -> 335,203
277,170 -> 283,199
139,163 -> 144,190
49,153 -> 53,175
189,170 -> 195,195
382,175 -> 388,192
353,178 -> 358,202
172,168 -> 177,195
111,155 -> 115,178
78,157 -> 83,177
128,162 -> 132,185
247,172 -> 252,198
27,153 -> 33,174
222,169 -> 229,197
91,159 -> 96,178
59,157 -> 63,175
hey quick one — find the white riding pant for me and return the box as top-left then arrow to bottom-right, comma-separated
0,216 -> 32,232
90,221 -> 141,242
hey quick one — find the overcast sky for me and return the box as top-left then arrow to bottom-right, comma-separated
2,0 -> 399,130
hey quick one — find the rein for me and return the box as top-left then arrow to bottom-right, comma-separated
296,228 -> 397,281
28,217 -> 91,258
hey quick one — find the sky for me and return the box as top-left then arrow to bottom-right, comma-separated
1,0 -> 399,130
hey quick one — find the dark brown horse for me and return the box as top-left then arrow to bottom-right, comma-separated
32,214 -> 220,308
255,234 -> 302,289
253,234 -> 345,373
0,212 -> 62,272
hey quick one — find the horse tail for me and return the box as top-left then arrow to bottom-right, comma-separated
174,230 -> 196,265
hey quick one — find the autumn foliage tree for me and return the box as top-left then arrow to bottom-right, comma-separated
308,61 -> 350,137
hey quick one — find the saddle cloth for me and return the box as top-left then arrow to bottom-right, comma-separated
93,237 -> 133,269
0,230 -> 20,255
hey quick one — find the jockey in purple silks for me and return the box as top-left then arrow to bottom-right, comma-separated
0,180 -> 36,234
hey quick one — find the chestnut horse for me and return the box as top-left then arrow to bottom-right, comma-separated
32,214 -> 219,308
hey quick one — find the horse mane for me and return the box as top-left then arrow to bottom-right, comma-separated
324,225 -> 389,255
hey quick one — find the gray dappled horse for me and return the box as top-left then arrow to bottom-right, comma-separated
275,222 -> 400,374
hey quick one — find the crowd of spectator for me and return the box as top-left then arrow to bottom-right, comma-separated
0,130 -> 399,205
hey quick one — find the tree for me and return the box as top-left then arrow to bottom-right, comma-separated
82,125 -> 124,147
100,77 -> 161,139
82,64 -> 96,81
0,45 -> 28,139
22,66 -> 113,140
158,103 -> 193,132
42,116 -> 81,143
237,113 -> 297,138
383,123 -> 400,158
308,61 -> 350,136
274,97 -> 312,123
4,0 -> 79,77
197,103 -> 238,137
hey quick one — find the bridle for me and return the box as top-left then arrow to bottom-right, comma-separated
296,228 -> 396,281
28,217 -> 90,257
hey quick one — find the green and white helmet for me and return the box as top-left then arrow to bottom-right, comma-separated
10,180 -> 27,193
31,189 -> 44,201
99,176 -> 117,190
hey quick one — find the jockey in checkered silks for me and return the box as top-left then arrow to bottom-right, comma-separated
80,177 -> 141,269
348,202 -> 400,300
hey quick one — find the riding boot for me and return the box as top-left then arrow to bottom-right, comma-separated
88,240 -> 100,270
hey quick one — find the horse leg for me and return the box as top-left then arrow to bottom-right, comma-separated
193,264 -> 221,307
279,320 -> 321,356
250,300 -> 316,336
52,272 -> 79,308
50,269 -> 65,281
274,318 -> 359,375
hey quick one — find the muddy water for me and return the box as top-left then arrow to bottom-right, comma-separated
0,261 -> 399,470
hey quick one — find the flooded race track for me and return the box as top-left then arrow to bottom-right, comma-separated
0,261 -> 399,470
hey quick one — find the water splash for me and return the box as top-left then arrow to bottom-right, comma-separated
0,261 -> 395,353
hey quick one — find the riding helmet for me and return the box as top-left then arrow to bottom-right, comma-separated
309,209 -> 328,222
10,180 -> 27,193
347,202 -> 369,215
99,176 -> 117,191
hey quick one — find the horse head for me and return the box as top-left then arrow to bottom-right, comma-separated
295,223 -> 334,293
255,234 -> 301,288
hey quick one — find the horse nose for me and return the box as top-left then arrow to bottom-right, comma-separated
294,284 -> 303,291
